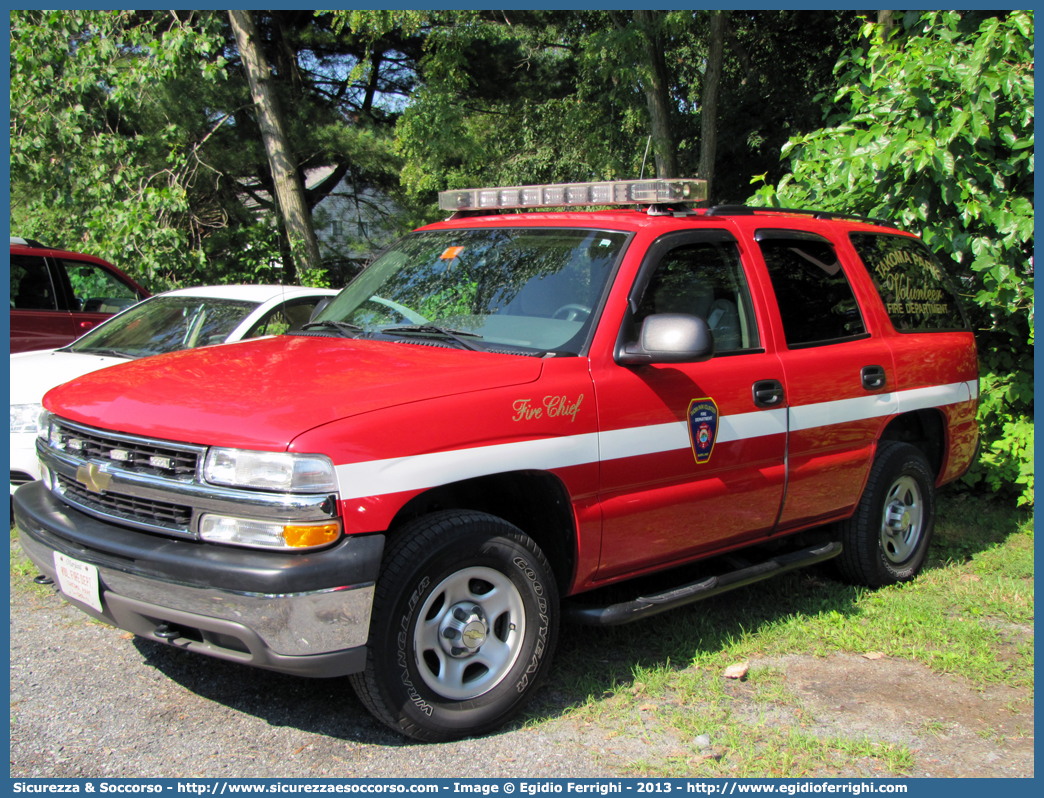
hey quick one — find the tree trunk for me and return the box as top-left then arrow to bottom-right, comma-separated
228,9 -> 322,284
698,11 -> 726,200
878,10 -> 895,41
635,11 -> 678,178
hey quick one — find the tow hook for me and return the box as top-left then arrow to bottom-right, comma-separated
33,574 -> 54,585
154,623 -> 181,641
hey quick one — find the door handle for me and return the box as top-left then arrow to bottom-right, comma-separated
752,379 -> 784,408
861,365 -> 887,391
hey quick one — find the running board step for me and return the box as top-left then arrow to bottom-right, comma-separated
564,541 -> 843,627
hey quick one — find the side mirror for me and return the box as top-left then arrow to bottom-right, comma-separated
615,313 -> 714,366
308,297 -> 332,322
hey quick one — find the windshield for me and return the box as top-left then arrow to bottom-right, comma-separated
68,296 -> 259,358
306,228 -> 629,354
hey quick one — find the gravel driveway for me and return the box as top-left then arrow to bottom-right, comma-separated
10,575 -> 1033,779
9,582 -> 607,779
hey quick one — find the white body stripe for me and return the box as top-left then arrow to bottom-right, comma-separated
720,407 -> 790,442
897,380 -> 976,412
595,407 -> 788,462
597,421 -> 686,461
789,392 -> 898,432
333,381 -> 975,500
335,433 -> 599,501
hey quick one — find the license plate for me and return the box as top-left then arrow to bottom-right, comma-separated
53,552 -> 102,613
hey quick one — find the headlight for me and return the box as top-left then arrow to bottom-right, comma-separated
202,448 -> 338,493
199,515 -> 341,550
35,411 -> 62,448
11,403 -> 46,434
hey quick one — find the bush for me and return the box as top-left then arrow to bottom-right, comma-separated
751,11 -> 1034,506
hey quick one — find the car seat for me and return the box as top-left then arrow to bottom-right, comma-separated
14,268 -> 56,310
706,297 -> 741,350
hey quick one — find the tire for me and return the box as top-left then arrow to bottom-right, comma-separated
834,441 -> 936,588
350,510 -> 559,742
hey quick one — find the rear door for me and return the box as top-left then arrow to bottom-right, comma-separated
592,230 -> 788,579
753,229 -> 897,530
10,254 -> 75,352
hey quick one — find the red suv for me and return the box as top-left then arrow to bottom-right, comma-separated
14,180 -> 978,742
9,238 -> 150,353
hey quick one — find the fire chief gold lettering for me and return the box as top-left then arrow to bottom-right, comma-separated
512,399 -> 542,421
544,394 -> 583,421
512,394 -> 584,422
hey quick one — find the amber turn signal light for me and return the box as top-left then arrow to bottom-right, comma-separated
283,522 -> 341,548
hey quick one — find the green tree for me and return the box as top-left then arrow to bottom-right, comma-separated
706,10 -> 862,202
228,9 -> 323,285
209,11 -> 428,282
11,10 -> 426,289
752,11 -> 1034,505
351,10 -> 862,205
10,10 -> 225,289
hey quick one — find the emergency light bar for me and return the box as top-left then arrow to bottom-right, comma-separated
438,178 -> 708,212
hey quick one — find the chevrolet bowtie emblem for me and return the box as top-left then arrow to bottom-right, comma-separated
76,463 -> 112,494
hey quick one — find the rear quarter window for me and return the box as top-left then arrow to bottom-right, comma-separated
850,233 -> 968,332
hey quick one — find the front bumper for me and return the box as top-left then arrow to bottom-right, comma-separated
14,480 -> 384,677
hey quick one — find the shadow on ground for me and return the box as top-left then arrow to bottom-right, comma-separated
131,486 -> 1029,746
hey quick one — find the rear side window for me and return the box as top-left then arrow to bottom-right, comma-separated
757,234 -> 867,348
10,254 -> 58,310
849,233 -> 969,331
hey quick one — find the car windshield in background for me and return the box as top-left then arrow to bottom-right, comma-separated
308,228 -> 629,355
67,297 -> 259,358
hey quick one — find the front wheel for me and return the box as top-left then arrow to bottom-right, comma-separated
350,510 -> 559,742
835,441 -> 936,588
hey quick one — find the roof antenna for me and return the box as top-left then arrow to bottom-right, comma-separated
636,136 -> 654,212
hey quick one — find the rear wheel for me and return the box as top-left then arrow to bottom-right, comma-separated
350,510 -> 558,742
835,442 -> 936,587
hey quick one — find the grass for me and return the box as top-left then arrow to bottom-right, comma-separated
558,662 -> 917,777
10,524 -> 55,598
10,523 -> 37,579
533,489 -> 1034,776
11,491 -> 1033,774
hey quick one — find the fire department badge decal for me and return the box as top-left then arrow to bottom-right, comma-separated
687,398 -> 719,464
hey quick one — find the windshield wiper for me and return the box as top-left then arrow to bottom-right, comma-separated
381,325 -> 484,351
71,348 -> 138,359
300,320 -> 364,338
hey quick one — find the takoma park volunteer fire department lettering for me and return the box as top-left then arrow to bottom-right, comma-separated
15,178 -> 979,742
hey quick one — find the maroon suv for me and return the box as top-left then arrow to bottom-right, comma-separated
10,238 -> 150,353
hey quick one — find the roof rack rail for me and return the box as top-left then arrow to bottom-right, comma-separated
10,236 -> 49,248
703,205 -> 897,229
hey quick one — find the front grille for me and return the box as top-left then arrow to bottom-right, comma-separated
56,473 -> 193,533
54,422 -> 199,479
39,416 -> 337,541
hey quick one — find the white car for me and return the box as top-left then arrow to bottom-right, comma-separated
10,284 -> 337,496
